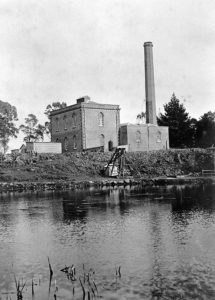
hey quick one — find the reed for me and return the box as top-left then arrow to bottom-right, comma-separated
48,257 -> 53,277
14,275 -> 26,300
3,261 -> 122,299
31,278 -> 34,296
79,277 -> 85,299
115,266 -> 121,278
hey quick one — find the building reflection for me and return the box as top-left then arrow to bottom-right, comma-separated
62,187 -> 131,223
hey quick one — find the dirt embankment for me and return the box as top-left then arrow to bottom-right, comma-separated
126,149 -> 213,178
0,148 -> 213,184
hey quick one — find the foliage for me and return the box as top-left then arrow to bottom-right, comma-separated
195,111 -> 215,147
45,101 -> 67,118
0,149 -> 212,182
136,111 -> 146,124
44,102 -> 67,135
0,100 -> 19,153
157,93 -> 196,148
19,114 -> 46,142
126,148 -> 212,177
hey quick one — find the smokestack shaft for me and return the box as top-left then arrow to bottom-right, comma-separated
144,42 -> 157,125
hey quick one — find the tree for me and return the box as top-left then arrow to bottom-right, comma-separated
44,101 -> 67,118
157,93 -> 196,148
0,100 -> 19,153
44,102 -> 67,135
195,111 -> 215,148
19,114 -> 46,142
136,111 -> 146,124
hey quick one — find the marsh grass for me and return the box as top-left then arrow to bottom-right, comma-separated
1,260 -> 122,300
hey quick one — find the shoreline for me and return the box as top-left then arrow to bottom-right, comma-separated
0,176 -> 214,192
0,149 -> 214,192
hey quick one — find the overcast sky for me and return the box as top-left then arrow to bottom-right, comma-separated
0,0 -> 214,149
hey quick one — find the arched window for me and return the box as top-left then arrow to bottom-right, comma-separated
100,134 -> 105,147
108,140 -> 113,151
64,137 -> 68,151
56,117 -> 59,132
136,130 -> 141,143
157,131 -> 161,143
73,135 -> 77,149
98,112 -> 104,126
63,115 -> 67,130
72,113 -> 77,127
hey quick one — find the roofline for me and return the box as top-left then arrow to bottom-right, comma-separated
50,102 -> 120,116
50,103 -> 81,116
120,123 -> 168,128
26,142 -> 61,144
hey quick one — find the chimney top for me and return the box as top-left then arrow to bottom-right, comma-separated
144,42 -> 153,47
76,96 -> 91,104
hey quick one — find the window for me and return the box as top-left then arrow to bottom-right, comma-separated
108,140 -> 113,151
100,134 -> 105,147
99,112 -> 104,126
56,117 -> 59,132
157,131 -> 161,143
56,138 -> 59,142
136,130 -> 141,143
64,137 -> 68,151
72,113 -> 77,127
73,135 -> 77,149
63,115 -> 67,130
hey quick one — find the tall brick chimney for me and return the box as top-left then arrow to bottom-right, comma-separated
144,42 -> 157,125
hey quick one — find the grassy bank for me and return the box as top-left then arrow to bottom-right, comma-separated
0,148 -> 213,183
126,148 -> 213,177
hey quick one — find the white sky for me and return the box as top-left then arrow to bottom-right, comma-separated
0,0 -> 214,149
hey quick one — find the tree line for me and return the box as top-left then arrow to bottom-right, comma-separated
136,94 -> 215,148
0,101 -> 66,153
157,93 -> 215,148
0,94 -> 214,153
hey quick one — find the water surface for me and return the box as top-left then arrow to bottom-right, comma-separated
0,183 -> 215,299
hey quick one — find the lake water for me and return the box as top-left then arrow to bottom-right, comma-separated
0,183 -> 215,299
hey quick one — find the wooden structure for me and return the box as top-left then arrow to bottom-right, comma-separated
102,147 -> 129,178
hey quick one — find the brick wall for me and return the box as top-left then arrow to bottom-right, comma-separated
50,106 -> 83,152
50,101 -> 120,152
119,124 -> 169,151
83,103 -> 120,151
26,142 -> 62,153
119,125 -> 128,145
127,125 -> 148,151
148,125 -> 169,150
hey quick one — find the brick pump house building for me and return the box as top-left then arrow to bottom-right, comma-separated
50,42 -> 169,153
50,96 -> 120,152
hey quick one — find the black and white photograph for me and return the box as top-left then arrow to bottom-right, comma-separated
0,0 -> 215,299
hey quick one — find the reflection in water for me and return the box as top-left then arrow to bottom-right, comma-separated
62,188 -> 130,223
172,184 -> 215,211
0,183 -> 215,299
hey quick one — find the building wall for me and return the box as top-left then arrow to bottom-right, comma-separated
33,142 -> 62,153
148,125 -> 169,150
83,103 -> 120,151
119,124 -> 169,152
50,106 -> 83,152
26,142 -> 62,153
119,125 -> 128,146
127,125 -> 148,151
50,100 -> 120,152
